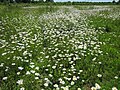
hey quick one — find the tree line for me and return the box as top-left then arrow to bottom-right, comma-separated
0,0 -> 119,4
0,0 -> 54,3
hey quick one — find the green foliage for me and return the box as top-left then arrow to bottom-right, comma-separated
0,4 -> 120,90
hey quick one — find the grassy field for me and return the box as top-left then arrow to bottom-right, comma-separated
0,4 -> 120,90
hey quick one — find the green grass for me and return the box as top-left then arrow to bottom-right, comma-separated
87,6 -> 120,89
0,4 -> 120,90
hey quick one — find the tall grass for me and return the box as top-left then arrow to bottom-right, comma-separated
0,4 -> 120,90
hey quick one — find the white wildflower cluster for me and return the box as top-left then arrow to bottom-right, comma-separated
91,83 -> 101,90
0,5 -> 119,90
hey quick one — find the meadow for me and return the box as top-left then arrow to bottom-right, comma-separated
0,3 -> 120,90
